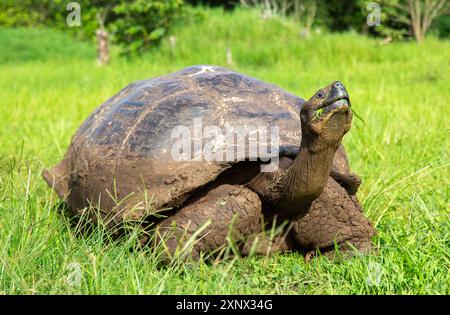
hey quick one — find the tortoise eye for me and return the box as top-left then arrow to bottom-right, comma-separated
316,91 -> 326,99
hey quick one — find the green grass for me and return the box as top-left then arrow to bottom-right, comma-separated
0,8 -> 449,294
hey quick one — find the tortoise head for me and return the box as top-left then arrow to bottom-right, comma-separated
300,81 -> 352,150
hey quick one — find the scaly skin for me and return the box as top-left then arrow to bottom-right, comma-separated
240,178 -> 374,257
290,177 -> 375,252
155,178 -> 375,261
156,184 -> 262,262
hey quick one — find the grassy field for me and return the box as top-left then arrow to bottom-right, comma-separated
0,8 -> 449,294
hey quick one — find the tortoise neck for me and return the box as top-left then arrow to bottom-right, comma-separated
277,136 -> 340,218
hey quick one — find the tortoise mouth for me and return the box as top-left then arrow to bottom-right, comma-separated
314,96 -> 350,119
319,94 -> 350,109
327,98 -> 350,110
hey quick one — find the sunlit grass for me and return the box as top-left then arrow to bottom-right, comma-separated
0,8 -> 448,294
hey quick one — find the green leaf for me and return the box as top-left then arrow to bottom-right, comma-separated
312,107 -> 324,121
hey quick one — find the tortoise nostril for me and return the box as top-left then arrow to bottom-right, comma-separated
334,81 -> 343,88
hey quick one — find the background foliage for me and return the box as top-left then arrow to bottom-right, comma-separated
1,0 -> 448,56
0,0 -> 185,54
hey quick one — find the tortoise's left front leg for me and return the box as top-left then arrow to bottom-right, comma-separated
290,177 -> 375,255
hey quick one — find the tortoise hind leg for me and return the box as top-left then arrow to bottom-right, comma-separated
290,177 -> 375,256
42,156 -> 70,200
155,184 -> 262,263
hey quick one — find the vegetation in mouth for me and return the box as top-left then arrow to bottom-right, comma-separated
351,108 -> 366,126
312,102 -> 365,126
312,107 -> 325,121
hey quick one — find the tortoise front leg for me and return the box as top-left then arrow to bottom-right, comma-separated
155,184 -> 262,263
290,177 -> 375,255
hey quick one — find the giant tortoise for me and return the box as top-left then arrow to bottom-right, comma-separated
43,65 -> 375,261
